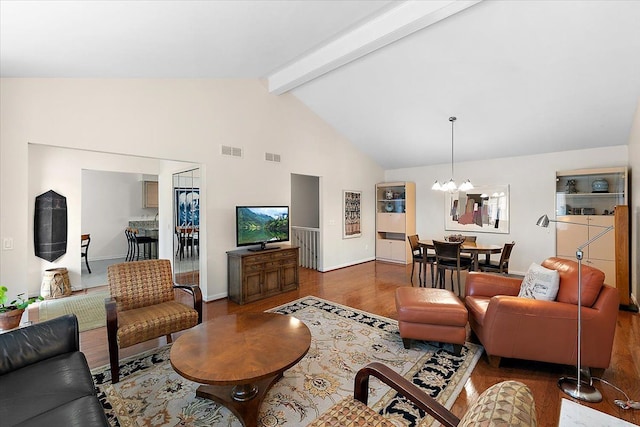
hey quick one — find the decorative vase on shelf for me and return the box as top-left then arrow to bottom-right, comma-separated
592,178 -> 609,193
385,190 -> 394,200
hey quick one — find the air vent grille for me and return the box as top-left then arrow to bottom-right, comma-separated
265,152 -> 281,163
221,145 -> 243,158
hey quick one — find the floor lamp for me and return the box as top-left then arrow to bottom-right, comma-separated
536,214 -> 614,403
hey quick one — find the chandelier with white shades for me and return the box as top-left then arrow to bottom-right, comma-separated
431,116 -> 473,192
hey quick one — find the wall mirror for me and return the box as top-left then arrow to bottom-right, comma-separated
445,184 -> 510,234
173,168 -> 200,286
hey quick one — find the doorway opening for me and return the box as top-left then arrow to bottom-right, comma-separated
81,169 -> 158,289
291,173 -> 321,270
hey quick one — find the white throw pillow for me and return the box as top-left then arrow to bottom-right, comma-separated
518,262 -> 560,301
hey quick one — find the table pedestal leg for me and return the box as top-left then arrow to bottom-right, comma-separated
196,373 -> 282,427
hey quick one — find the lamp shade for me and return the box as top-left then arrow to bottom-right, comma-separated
536,214 -> 550,227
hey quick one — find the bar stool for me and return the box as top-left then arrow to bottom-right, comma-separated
125,227 -> 157,261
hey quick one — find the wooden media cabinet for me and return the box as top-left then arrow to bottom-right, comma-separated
227,245 -> 299,305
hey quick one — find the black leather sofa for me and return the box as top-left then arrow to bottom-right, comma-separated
0,314 -> 109,426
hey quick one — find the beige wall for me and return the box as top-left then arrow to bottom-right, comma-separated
1,78 -> 637,306
1,78 -> 384,303
386,145 -> 630,280
27,145 -> 194,290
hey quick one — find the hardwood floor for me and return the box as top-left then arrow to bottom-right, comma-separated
79,261 -> 640,426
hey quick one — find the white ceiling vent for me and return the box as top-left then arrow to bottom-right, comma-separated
221,145 -> 243,158
265,152 -> 281,163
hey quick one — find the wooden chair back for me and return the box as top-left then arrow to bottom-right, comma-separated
433,240 -> 463,264
407,234 -> 421,255
498,241 -> 516,272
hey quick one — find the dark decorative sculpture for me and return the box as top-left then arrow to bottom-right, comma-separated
34,190 -> 68,262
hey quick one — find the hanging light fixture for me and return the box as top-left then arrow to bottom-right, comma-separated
432,116 -> 473,192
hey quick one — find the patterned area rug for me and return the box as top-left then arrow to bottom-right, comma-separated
38,291 -> 109,332
92,296 -> 483,426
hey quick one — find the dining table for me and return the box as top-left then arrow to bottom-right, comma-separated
418,239 -> 503,285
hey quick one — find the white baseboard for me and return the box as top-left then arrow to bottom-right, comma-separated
90,255 -> 127,262
320,257 -> 376,272
205,291 -> 227,302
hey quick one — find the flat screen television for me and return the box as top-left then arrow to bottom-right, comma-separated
236,206 -> 290,251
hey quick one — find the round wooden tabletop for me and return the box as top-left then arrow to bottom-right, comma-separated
170,312 -> 311,386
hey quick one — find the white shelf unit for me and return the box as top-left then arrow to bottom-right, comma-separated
555,167 -> 626,216
554,167 -> 629,293
375,182 -> 416,264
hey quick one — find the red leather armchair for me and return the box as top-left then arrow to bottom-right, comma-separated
465,257 -> 619,368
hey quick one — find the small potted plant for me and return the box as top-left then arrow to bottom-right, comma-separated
0,286 -> 43,330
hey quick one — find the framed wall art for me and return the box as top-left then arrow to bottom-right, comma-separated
445,185 -> 509,234
174,187 -> 200,227
343,190 -> 361,238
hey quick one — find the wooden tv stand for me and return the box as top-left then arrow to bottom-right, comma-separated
227,245 -> 299,305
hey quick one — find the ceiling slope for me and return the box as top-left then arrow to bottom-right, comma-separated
1,1 -> 639,169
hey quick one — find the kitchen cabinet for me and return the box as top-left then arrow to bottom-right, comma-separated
375,182 -> 415,264
143,181 -> 158,208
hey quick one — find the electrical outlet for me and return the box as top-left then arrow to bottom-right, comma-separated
3,238 -> 13,250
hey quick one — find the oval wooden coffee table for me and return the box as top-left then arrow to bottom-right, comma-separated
170,312 -> 311,427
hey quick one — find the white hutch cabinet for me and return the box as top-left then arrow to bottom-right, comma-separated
555,167 -> 631,308
375,182 -> 416,264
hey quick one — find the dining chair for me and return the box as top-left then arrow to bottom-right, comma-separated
407,235 -> 436,287
459,235 -> 476,262
176,226 -> 198,259
433,240 -> 473,296
81,233 -> 91,273
187,227 -> 199,257
479,241 -> 515,274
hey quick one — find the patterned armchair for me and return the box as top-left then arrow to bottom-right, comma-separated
309,362 -> 537,426
106,259 -> 202,383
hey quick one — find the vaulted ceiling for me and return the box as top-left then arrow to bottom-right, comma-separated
2,0 -> 639,169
